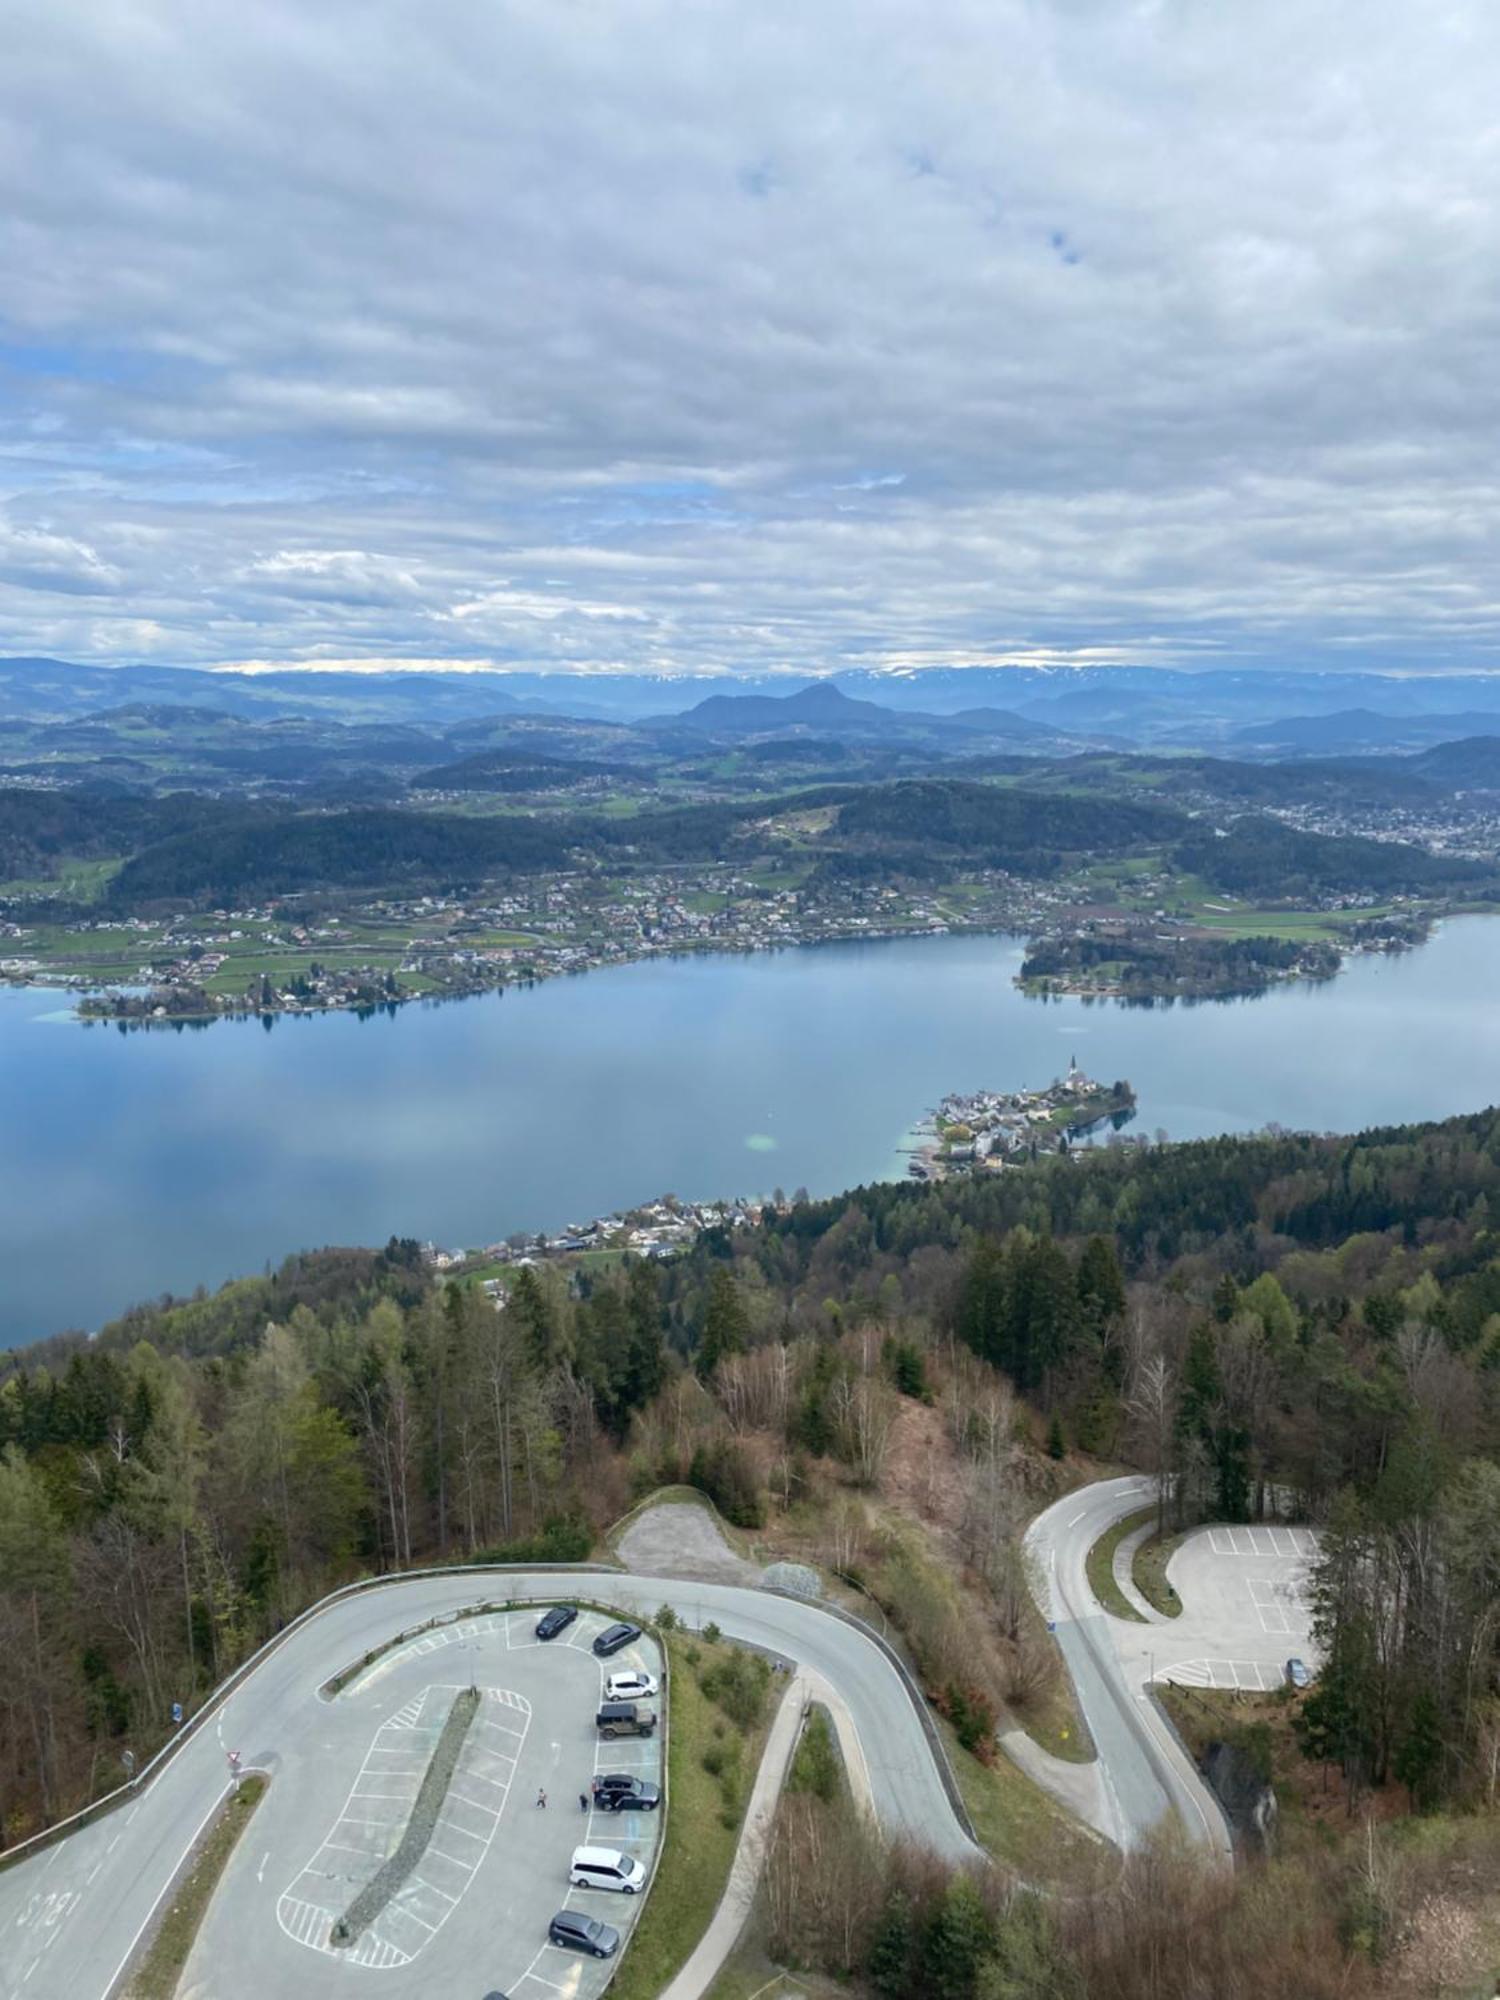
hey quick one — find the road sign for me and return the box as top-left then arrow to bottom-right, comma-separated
171,1702 -> 183,1725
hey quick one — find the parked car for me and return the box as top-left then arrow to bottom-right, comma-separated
535,1605 -> 577,1642
596,1700 -> 657,1739
593,1620 -> 642,1658
1284,1657 -> 1311,1689
547,1911 -> 619,1959
592,1774 -> 662,1812
570,1844 -> 647,1895
604,1669 -> 659,1702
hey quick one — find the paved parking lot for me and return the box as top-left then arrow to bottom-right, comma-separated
1133,1523 -> 1320,1694
187,1605 -> 664,2000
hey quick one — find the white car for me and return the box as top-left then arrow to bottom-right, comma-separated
603,1669 -> 658,1702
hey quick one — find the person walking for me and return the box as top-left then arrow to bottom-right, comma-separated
536,1787 -> 547,1808
579,1790 -> 589,1812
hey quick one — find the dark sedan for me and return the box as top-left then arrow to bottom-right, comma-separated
592,1620 -> 641,1658
535,1605 -> 578,1641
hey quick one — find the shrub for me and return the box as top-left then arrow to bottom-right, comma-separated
468,1516 -> 592,1565
700,1646 -> 771,1730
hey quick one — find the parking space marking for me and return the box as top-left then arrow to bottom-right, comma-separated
277,1682 -> 529,1969
1207,1524 -> 1320,1561
1247,1578 -> 1291,1636
1154,1657 -> 1284,1690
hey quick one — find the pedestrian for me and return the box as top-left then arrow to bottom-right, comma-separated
579,1791 -> 589,1812
536,1787 -> 547,1808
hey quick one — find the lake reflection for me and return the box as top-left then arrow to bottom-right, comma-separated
6,919 -> 1500,1346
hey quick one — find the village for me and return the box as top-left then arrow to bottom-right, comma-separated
424,1191 -> 767,1296
908,1059 -> 1138,1180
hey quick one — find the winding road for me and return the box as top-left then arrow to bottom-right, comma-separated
0,1480 -> 1246,1998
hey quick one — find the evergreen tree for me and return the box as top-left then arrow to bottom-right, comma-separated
697,1266 -> 750,1378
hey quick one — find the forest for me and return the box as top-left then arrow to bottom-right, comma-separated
3,1106 -> 1500,1994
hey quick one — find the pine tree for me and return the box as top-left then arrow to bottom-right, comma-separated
697,1267 -> 750,1378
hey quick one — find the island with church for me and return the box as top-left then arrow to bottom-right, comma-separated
906,1058 -> 1137,1180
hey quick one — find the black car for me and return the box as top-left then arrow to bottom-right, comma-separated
592,1774 -> 662,1812
547,1910 -> 620,1959
535,1605 -> 577,1642
592,1620 -> 641,1658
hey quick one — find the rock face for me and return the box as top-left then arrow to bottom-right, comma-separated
1202,1739 -> 1279,1856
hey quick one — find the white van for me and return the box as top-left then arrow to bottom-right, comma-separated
569,1845 -> 647,1895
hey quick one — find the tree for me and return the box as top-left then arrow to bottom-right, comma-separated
698,1267 -> 750,1378
922,1873 -> 996,2000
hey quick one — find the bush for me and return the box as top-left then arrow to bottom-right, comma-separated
468,1516 -> 593,1565
700,1646 -> 772,1730
655,1603 -> 678,1631
942,1681 -> 997,1759
788,1708 -> 840,1802
687,1437 -> 766,1527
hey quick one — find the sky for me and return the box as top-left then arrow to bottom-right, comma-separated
2,0 -> 1499,681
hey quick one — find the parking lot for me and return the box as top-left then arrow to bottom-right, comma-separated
1143,1523 -> 1320,1693
191,1603 -> 665,2000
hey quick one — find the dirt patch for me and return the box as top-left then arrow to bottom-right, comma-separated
880,1401 -> 968,1549
617,1500 -> 761,1585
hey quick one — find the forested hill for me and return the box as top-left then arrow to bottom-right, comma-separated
6,772 -> 1492,916
3,1099 -> 1499,1870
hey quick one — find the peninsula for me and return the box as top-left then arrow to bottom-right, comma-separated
908,1061 -> 1136,1180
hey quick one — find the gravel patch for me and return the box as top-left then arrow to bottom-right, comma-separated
617,1501 -> 761,1585
763,1561 -> 821,1600
331,1687 -> 480,1950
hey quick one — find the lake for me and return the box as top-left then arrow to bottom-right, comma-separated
7,917 -> 1500,1348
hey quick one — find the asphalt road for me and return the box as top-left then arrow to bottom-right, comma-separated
179,1607 -> 666,2000
0,1571 -> 978,2000
1025,1475 -> 1321,1864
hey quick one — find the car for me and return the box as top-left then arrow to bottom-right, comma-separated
535,1605 -> 577,1642
592,1620 -> 642,1658
604,1669 -> 659,1702
1285,1656 -> 1311,1689
596,1699 -> 657,1738
547,1910 -> 620,1959
592,1773 -> 662,1812
570,1844 -> 647,1894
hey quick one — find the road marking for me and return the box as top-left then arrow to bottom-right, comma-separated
1066,1509 -> 1087,1527
257,1850 -> 269,1882
99,1782 -> 235,2000
278,1682 -> 529,1969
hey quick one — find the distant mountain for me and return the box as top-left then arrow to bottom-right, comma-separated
1405,736 -> 1500,788
1229,708 -> 1500,756
653,680 -> 1085,752
659,682 -> 904,736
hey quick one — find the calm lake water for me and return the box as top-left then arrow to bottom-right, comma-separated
7,917 -> 1500,1348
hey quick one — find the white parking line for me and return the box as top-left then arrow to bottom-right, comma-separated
277,1682 -> 529,1969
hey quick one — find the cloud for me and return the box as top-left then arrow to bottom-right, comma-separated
0,1 -> 1499,674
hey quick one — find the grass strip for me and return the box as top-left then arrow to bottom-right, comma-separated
332,1687 -> 480,1949
1084,1506 -> 1154,1623
609,1631 -> 779,2000
939,1719 -> 1104,1882
122,1775 -> 266,2000
1132,1527 -> 1186,1618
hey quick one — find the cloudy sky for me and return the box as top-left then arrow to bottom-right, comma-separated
1,0 -> 1498,679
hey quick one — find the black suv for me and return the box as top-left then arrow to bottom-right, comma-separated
596,1700 -> 656,1738
592,1620 -> 641,1657
534,1605 -> 577,1641
548,1910 -> 619,1959
592,1773 -> 662,1812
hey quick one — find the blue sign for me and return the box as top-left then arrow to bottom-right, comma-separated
171,1702 -> 183,1724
